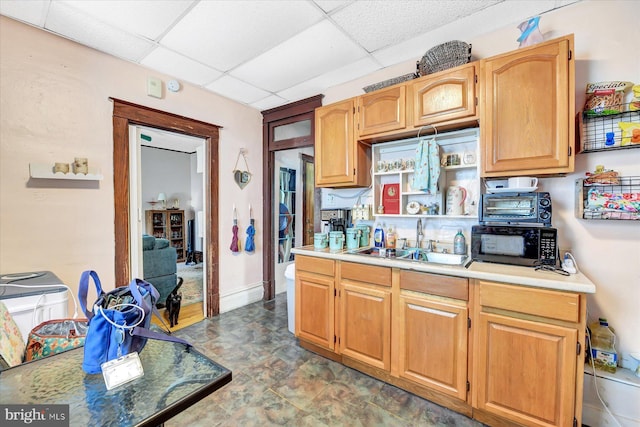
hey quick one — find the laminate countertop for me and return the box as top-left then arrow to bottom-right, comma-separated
291,245 -> 596,294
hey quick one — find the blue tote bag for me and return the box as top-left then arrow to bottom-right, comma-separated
78,270 -> 189,374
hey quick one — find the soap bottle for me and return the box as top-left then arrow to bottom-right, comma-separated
453,229 -> 466,255
386,225 -> 396,249
589,318 -> 618,373
374,223 -> 385,248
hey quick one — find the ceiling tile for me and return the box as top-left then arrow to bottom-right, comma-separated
204,75 -> 271,105
0,0 -> 49,26
333,0 -> 502,52
45,1 -> 155,62
312,0 -> 353,14
141,47 -> 222,86
231,20 -> 368,93
251,95 -> 288,111
159,0 -> 324,72
58,0 -> 196,40
277,56 -> 380,101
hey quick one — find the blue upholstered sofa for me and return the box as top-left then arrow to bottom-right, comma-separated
142,234 -> 177,305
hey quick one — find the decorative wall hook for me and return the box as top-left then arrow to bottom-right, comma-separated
233,148 -> 251,189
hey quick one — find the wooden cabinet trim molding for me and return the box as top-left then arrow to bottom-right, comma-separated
478,281 -> 579,323
341,262 -> 392,287
400,270 -> 468,301
296,255 -> 335,276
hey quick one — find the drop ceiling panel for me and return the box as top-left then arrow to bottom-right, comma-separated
0,0 -> 581,110
205,75 -> 271,104
251,94 -> 288,111
333,0 -> 503,53
45,1 -> 156,62
57,0 -> 196,40
276,56 -> 380,101
159,0 -> 324,72
141,47 -> 222,86
313,0 -> 353,13
0,0 -> 49,26
231,20 -> 368,93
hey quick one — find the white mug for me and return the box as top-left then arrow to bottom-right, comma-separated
508,176 -> 538,189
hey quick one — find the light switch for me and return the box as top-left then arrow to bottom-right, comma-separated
147,77 -> 162,98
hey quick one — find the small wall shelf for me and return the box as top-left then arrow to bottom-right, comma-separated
578,105 -> 640,153
576,175 -> 640,220
29,163 -> 103,181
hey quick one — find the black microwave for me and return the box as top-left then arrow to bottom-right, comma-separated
471,225 -> 558,267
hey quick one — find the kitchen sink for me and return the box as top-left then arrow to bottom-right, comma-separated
347,247 -> 415,259
421,252 -> 468,265
347,247 -> 467,266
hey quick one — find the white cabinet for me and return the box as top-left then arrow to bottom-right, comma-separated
372,128 -> 480,219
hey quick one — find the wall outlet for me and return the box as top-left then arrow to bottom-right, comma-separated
560,247 -> 572,257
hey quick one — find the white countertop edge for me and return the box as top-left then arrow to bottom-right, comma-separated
291,246 -> 596,294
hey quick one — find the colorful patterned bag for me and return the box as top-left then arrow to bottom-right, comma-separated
24,318 -> 89,362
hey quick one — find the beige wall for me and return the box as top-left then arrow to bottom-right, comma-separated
323,0 -> 640,368
0,16 -> 264,311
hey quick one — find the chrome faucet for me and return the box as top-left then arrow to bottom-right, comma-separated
416,219 -> 423,249
425,239 -> 435,252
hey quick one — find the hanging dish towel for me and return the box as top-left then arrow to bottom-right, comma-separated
412,138 -> 440,194
245,204 -> 255,253
230,206 -> 240,253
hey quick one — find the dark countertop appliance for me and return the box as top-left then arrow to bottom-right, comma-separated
321,208 -> 352,233
480,191 -> 552,226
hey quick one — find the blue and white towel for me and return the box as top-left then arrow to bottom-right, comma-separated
412,138 -> 440,194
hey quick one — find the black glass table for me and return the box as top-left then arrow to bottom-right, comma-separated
0,338 -> 231,426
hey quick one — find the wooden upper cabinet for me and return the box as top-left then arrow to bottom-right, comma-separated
357,85 -> 406,137
411,63 -> 477,128
315,98 -> 371,188
480,35 -> 575,177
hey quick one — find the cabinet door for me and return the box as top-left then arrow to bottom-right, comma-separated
358,85 -> 406,137
315,99 -> 371,187
480,36 -> 574,176
474,312 -> 577,427
340,282 -> 391,371
295,270 -> 335,351
411,63 -> 477,127
398,294 -> 468,400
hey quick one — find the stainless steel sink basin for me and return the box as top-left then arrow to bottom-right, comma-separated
347,247 -> 467,265
347,247 -> 415,259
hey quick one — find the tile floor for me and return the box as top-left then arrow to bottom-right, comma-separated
169,293 -> 485,427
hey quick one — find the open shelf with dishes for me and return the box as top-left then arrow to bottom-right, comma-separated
575,175 -> 640,220
372,128 -> 480,219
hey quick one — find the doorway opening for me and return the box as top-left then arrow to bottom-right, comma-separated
262,95 -> 322,301
112,98 -> 222,317
128,125 -> 206,321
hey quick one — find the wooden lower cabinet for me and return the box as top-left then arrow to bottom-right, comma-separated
472,281 -> 586,427
339,262 -> 392,371
398,292 -> 468,400
295,259 -> 587,427
295,256 -> 336,351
